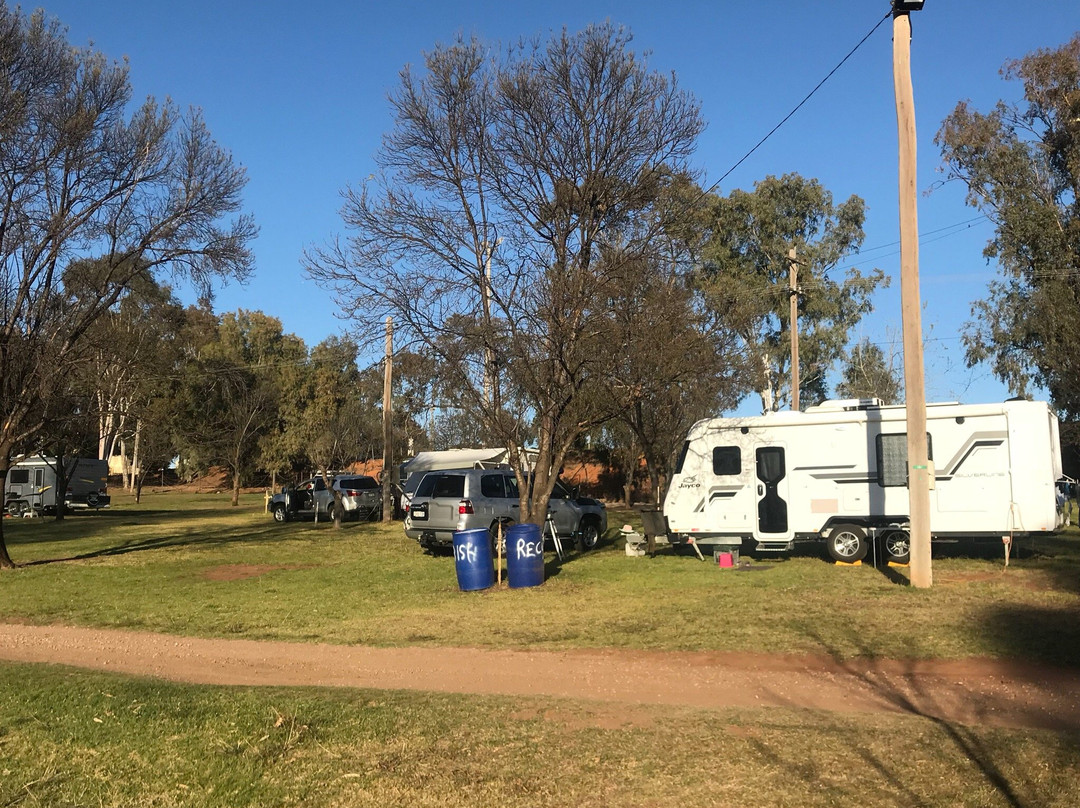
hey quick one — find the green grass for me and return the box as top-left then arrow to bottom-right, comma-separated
2,491 -> 1078,665
2,493 -> 1080,807
1,661 -> 1077,808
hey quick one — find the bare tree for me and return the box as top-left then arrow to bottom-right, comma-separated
0,6 -> 255,566
837,337 -> 903,404
306,24 -> 704,525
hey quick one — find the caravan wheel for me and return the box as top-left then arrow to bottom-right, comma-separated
882,529 -> 911,564
826,523 -> 868,563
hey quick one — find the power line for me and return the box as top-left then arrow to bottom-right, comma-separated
705,9 -> 894,193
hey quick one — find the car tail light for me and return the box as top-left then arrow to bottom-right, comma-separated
459,499 -> 474,515
342,489 -> 358,497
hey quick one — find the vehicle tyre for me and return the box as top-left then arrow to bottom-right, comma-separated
329,502 -> 345,522
882,529 -> 911,564
6,500 -> 28,517
272,504 -> 288,523
826,523 -> 868,563
579,520 -> 600,551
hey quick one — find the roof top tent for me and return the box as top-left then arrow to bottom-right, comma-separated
398,446 -> 542,490
399,448 -> 514,484
662,399 -> 1062,563
4,456 -> 111,516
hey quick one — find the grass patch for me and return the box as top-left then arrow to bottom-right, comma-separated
1,661 -> 1077,808
1,492 -> 1079,665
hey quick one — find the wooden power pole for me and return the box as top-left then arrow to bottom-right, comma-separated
893,1 -> 932,588
382,316 -> 394,523
788,247 -> 800,412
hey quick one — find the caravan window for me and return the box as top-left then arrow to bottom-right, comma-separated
712,447 -> 741,476
877,433 -> 933,487
8,469 -> 29,485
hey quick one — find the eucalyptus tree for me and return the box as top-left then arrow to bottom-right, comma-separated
175,311 -> 304,507
307,24 -> 705,525
696,174 -> 885,412
0,5 -> 255,567
71,266 -> 188,488
936,34 -> 1080,425
302,337 -> 368,526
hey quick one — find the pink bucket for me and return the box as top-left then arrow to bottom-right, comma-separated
718,552 -> 734,568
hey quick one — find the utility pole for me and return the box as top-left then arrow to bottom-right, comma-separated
788,247 -> 800,412
382,316 -> 394,523
893,0 -> 931,588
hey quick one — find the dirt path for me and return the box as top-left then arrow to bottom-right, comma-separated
2,623 -> 1079,732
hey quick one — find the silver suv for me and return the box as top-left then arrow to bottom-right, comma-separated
404,468 -> 606,551
271,474 -> 382,522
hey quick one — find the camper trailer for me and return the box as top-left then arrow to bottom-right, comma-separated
4,456 -> 111,516
662,399 -> 1062,563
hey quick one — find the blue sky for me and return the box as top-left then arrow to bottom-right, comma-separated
31,0 -> 1080,412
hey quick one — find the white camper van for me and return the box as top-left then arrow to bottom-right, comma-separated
662,399 -> 1062,563
4,456 -> 111,516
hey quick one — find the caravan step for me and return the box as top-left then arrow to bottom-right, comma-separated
754,540 -> 795,553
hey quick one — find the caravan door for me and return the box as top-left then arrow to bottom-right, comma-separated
754,446 -> 792,542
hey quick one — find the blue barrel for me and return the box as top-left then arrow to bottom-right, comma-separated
506,523 -> 545,588
452,528 -> 495,591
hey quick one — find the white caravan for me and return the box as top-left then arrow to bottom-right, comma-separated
662,399 -> 1062,563
5,456 -> 111,516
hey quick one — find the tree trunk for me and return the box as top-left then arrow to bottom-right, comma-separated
320,466 -> 343,529
131,418 -> 142,496
231,467 -> 241,506
53,451 -> 68,522
647,466 -> 661,506
97,394 -> 111,461
0,458 -> 15,568
119,436 -> 130,490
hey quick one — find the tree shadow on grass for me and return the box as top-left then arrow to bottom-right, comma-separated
974,603 -> 1080,670
752,626 -> 1080,808
12,517 -> 344,567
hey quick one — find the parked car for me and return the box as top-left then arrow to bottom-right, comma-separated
332,475 -> 383,520
270,474 -> 382,523
403,467 -> 606,552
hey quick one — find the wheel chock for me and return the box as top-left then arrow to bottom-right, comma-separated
834,560 -> 862,566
